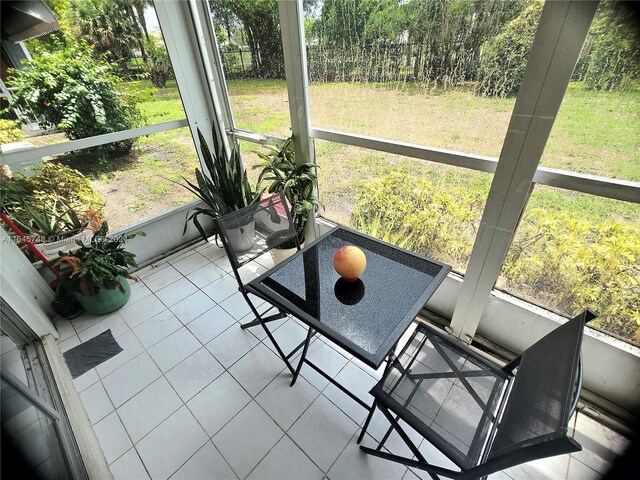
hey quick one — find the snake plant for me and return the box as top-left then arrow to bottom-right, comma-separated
179,126 -> 264,242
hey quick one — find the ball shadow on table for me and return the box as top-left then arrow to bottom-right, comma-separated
334,278 -> 366,305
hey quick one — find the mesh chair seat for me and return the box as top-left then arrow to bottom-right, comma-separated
371,324 -> 509,469
362,310 -> 595,479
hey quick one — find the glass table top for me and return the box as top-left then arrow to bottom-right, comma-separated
248,227 -> 451,368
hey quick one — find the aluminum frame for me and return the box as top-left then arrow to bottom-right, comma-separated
0,327 -> 88,479
236,0 -> 635,345
309,127 -> 640,204
0,119 -> 189,166
450,0 -> 600,340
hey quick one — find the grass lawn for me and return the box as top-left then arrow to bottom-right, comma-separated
44,78 -> 638,232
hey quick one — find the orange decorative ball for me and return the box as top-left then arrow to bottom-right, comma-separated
333,245 -> 367,281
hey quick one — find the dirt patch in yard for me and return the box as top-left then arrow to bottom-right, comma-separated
49,127 -> 198,232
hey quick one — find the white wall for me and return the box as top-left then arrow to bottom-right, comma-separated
0,228 -> 57,338
478,290 -> 640,414
427,275 -> 640,415
114,199 -> 215,268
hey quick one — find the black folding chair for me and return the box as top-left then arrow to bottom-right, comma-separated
213,193 -> 302,374
358,309 -> 596,480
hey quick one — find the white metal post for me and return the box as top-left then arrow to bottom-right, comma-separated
188,0 -> 236,150
450,0 -> 600,341
153,0 -> 225,166
0,229 -> 57,338
278,0 -> 318,241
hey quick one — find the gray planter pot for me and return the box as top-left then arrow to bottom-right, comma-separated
226,219 -> 255,253
266,230 -> 303,264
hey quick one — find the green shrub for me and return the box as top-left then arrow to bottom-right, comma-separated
475,2 -> 543,98
0,119 -> 25,144
221,50 -> 242,76
352,172 -> 484,272
584,2 -> 640,90
145,38 -> 174,89
353,172 -> 640,343
7,39 -> 140,153
15,162 -> 104,214
1,162 -> 104,241
502,209 -> 640,342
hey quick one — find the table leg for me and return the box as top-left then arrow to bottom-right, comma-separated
358,343 -> 400,444
290,327 -> 314,387
242,291 -> 295,374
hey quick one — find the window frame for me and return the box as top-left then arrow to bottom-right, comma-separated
1,304 -> 88,479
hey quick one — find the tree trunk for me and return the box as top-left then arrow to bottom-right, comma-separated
129,4 -> 147,62
134,1 -> 150,41
230,2 -> 284,79
138,39 -> 148,64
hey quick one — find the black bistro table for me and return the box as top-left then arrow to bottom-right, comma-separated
246,226 -> 451,412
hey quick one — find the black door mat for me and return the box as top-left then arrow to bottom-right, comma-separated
63,330 -> 123,378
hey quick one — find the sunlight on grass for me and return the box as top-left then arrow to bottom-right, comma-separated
543,83 -> 640,180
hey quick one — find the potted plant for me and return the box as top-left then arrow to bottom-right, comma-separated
254,136 -> 319,262
48,221 -> 145,316
0,163 -> 103,261
179,126 -> 263,252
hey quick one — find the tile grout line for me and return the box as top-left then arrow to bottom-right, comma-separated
69,296 -> 371,479
208,335 -> 344,478
245,392 -> 327,478
220,401 -> 287,480
113,312 -> 222,480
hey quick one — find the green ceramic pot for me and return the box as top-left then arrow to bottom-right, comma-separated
74,276 -> 131,315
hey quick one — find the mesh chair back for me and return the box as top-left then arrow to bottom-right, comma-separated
214,192 -> 299,272
487,311 -> 590,461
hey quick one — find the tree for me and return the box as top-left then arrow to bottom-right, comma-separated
130,0 -> 154,63
311,0 -> 527,86
145,37 -> 173,88
313,0 -> 369,47
132,0 -> 151,41
399,0 -> 527,85
8,39 -> 141,153
209,0 -> 284,78
475,1 -> 543,97
209,0 -> 238,45
68,0 -> 145,70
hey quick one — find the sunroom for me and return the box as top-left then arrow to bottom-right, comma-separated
0,0 -> 638,479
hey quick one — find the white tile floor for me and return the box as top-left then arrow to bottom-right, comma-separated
55,240 -> 630,480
